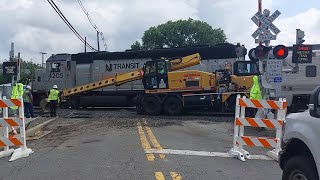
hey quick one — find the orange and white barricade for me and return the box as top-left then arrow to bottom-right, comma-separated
0,97 -> 33,161
229,95 -> 286,161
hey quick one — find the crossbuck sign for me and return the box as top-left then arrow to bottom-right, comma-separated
251,10 -> 281,41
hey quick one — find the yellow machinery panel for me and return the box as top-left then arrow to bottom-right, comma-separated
230,75 -> 254,91
167,70 -> 215,90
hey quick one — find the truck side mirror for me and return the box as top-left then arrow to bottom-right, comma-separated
309,86 -> 320,118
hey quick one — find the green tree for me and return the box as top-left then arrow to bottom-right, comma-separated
131,18 -> 227,50
131,41 -> 143,50
19,60 -> 42,84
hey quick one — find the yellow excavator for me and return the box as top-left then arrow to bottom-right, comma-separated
58,53 -> 259,115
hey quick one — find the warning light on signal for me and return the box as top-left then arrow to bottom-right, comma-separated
273,45 -> 288,59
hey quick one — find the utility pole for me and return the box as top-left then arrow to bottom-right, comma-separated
17,52 -> 21,81
258,0 -> 262,46
295,29 -> 305,72
97,31 -> 100,52
40,52 -> 47,69
9,43 -> 15,85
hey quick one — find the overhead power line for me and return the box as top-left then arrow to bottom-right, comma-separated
76,0 -> 108,51
47,0 -> 97,51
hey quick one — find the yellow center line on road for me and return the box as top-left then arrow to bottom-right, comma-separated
137,122 -> 155,161
155,172 -> 165,180
145,126 -> 166,159
170,172 -> 182,180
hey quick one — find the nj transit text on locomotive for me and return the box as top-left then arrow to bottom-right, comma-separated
106,63 -> 140,72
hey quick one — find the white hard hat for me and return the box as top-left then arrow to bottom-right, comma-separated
26,85 -> 31,89
53,85 -> 58,89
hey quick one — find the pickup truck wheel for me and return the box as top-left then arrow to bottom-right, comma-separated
282,156 -> 319,180
163,97 -> 182,116
142,96 -> 161,115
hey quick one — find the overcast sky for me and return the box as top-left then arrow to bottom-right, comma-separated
0,0 -> 319,64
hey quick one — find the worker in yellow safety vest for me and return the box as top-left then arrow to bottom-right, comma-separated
23,85 -> 34,118
11,81 -> 24,110
250,76 -> 262,99
250,76 -> 264,118
48,85 -> 60,117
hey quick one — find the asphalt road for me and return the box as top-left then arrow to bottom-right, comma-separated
0,109 -> 282,180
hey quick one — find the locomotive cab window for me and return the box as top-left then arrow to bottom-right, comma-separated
51,63 -> 61,72
67,61 -> 71,71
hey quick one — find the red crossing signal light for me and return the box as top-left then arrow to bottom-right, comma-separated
273,45 -> 288,59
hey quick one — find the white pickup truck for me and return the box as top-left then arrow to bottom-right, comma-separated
279,86 -> 320,180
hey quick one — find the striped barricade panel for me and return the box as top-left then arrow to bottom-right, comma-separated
235,117 -> 284,129
0,118 -> 23,127
0,99 -> 22,108
0,136 -> 24,147
239,98 -> 287,110
237,136 -> 277,148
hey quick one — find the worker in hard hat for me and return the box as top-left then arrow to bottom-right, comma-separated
23,85 -> 34,118
48,85 -> 60,117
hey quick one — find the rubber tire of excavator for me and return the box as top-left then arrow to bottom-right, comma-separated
136,103 -> 145,115
163,96 -> 183,116
142,96 -> 161,116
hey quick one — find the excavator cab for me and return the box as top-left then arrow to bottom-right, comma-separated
142,60 -> 169,90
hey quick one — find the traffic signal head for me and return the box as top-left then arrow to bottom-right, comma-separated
273,45 -> 288,59
296,29 -> 305,44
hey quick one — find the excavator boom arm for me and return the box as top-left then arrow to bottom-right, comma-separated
61,53 -> 201,97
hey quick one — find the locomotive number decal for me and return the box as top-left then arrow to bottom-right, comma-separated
49,72 -> 64,78
106,63 -> 140,72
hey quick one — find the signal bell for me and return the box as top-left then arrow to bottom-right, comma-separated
273,45 -> 288,59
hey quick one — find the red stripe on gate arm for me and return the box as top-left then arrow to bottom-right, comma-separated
267,100 -> 280,109
239,99 -> 247,107
242,137 -> 255,147
246,118 -> 259,127
251,99 -> 263,108
0,100 -> 8,107
11,99 -> 22,107
0,140 -> 5,147
258,138 -> 273,148
236,118 -> 243,126
9,137 -> 23,146
5,118 -> 19,126
262,119 -> 276,128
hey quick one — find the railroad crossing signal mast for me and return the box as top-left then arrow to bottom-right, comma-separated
249,2 -> 289,100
